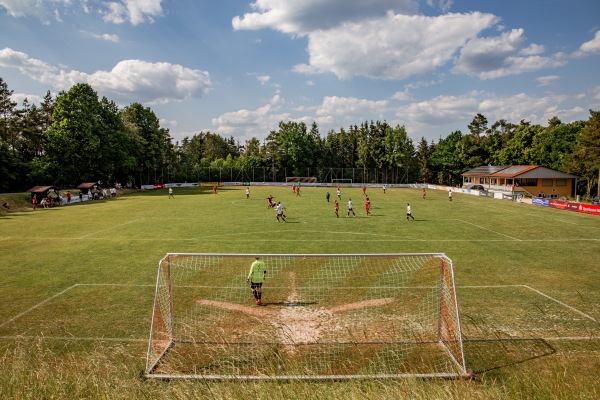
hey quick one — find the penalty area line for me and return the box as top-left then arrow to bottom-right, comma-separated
455,219 -> 522,241
523,285 -> 598,323
0,284 -> 79,329
465,336 -> 600,343
77,217 -> 145,239
0,335 -> 147,342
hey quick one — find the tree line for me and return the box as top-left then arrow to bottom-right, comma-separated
1,78 -> 599,197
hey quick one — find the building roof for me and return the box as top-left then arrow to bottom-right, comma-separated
511,166 -> 577,179
77,182 -> 98,189
491,165 -> 538,177
462,165 -> 578,179
27,185 -> 59,193
461,166 -> 508,176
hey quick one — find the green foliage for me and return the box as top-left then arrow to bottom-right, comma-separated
0,76 -> 598,195
428,130 -> 463,185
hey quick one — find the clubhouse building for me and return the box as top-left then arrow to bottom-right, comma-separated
461,165 -> 578,199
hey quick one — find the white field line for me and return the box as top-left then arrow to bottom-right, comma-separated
24,237 -> 598,242
75,283 -> 155,288
464,336 -> 599,342
76,217 -> 145,239
0,284 -> 79,329
523,285 -> 598,323
455,219 -> 522,241
0,283 -> 153,329
0,335 -> 146,342
1,283 -> 598,344
462,201 -> 600,229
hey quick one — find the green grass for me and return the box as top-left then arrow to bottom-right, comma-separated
0,185 -> 599,399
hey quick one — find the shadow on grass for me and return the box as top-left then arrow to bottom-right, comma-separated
464,337 -> 556,375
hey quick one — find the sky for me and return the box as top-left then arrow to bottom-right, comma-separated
1,0 -> 600,146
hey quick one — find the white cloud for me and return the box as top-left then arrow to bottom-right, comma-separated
392,90 -> 412,101
102,0 -> 164,25
85,31 -> 120,42
0,0 -> 164,25
314,96 -> 389,126
395,91 -> 585,138
573,31 -> 600,57
257,75 -> 270,85
232,0 -> 419,35
453,29 -> 566,79
426,0 -> 453,13
0,47 -> 211,104
536,75 -> 559,87
0,47 -> 57,77
293,12 -> 499,80
0,0 -> 68,20
11,92 -> 45,107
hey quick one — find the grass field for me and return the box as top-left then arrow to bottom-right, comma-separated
0,185 -> 599,399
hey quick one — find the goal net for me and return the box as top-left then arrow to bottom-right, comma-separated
145,253 -> 467,379
331,178 -> 353,187
285,177 -> 317,183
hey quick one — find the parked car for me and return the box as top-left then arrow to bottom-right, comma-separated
593,196 -> 600,205
468,185 -> 485,191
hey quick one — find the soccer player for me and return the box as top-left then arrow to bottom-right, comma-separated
422,188 -> 426,200
406,203 -> 415,220
448,189 -> 453,202
337,188 -> 341,199
347,198 -> 356,217
334,200 -> 339,217
326,192 -> 330,202
362,184 -> 367,196
246,187 -> 250,199
383,184 -> 386,194
247,257 -> 267,305
168,187 -> 174,199
266,195 -> 275,208
213,185 -> 218,194
365,197 -> 371,216
276,202 -> 287,222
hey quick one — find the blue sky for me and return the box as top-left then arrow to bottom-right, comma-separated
1,0 -> 599,145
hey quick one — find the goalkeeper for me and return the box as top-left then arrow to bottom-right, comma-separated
247,257 -> 267,305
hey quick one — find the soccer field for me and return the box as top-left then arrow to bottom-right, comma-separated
0,186 -> 598,399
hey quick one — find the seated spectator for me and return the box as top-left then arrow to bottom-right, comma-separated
2,201 -> 10,209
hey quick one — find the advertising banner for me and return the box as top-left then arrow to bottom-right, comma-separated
577,203 -> 600,215
532,197 -> 550,207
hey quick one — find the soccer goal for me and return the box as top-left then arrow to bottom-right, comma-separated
285,177 -> 317,183
331,178 -> 353,187
145,253 -> 467,379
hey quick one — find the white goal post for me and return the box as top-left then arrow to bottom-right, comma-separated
285,177 -> 317,183
331,178 -> 353,187
145,253 -> 467,379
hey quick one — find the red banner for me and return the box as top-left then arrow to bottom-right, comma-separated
577,203 -> 600,215
546,199 -> 600,215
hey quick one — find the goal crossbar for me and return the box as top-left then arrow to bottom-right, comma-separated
145,253 -> 467,379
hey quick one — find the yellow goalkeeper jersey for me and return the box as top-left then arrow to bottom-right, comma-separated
248,259 -> 266,283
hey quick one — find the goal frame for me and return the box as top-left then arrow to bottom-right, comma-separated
331,178 -> 353,186
145,253 -> 468,380
285,177 -> 317,183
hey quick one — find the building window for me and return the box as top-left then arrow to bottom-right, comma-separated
556,179 -> 566,186
520,178 -> 536,186
542,179 -> 553,186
